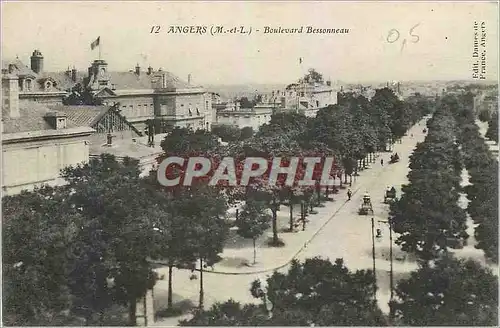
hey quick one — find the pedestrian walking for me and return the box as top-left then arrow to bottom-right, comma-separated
380,158 -> 384,166
347,189 -> 352,201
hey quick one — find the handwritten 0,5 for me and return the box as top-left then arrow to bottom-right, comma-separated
387,23 -> 421,53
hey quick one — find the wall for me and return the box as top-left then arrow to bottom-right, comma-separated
2,135 -> 90,195
117,95 -> 155,121
216,110 -> 272,131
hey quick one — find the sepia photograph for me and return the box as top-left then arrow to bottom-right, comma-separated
1,0 -> 499,326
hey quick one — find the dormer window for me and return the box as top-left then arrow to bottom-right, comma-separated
25,79 -> 32,91
57,118 -> 67,129
188,108 -> 193,116
45,81 -> 52,91
196,108 -> 200,115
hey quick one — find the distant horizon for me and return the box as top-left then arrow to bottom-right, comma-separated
4,50 -> 499,86
2,2 -> 498,85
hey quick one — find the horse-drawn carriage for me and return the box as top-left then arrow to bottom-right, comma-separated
389,153 -> 400,164
384,187 -> 397,204
358,193 -> 374,215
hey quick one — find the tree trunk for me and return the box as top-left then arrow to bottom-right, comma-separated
236,209 -> 239,220
253,238 -> 257,264
344,172 -> 348,184
98,311 -> 104,326
84,314 -> 91,326
199,258 -> 204,309
167,264 -> 173,309
271,209 -> 278,244
128,299 -> 137,326
289,196 -> 294,231
316,187 -> 321,205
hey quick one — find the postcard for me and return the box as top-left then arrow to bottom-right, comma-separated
2,1 -> 498,327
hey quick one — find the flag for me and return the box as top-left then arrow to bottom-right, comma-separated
91,37 -> 100,50
299,57 -> 302,64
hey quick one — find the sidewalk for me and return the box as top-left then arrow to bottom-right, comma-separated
199,154 -> 384,275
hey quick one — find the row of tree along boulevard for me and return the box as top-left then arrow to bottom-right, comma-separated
6,85 -> 497,326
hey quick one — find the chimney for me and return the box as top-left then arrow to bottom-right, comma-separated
147,66 -> 153,75
71,67 -> 77,82
135,64 -> 140,76
2,74 -> 20,118
397,82 -> 401,94
44,112 -> 67,130
162,73 -> 166,88
30,49 -> 44,74
326,80 -> 331,86
188,74 -> 192,84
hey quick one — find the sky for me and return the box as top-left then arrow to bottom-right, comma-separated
1,1 -> 499,85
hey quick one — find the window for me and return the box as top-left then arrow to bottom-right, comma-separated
196,108 -> 200,115
188,108 -> 192,116
45,81 -> 52,90
25,79 -> 32,91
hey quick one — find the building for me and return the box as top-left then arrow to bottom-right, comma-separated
47,104 -> 143,146
274,80 -> 338,117
4,50 -> 216,135
1,74 -> 94,195
47,104 -> 161,176
62,59 -> 215,133
1,50 -> 68,105
215,101 -> 273,131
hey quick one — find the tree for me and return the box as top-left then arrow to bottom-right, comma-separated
212,124 -> 241,142
160,127 -> 220,155
62,154 -> 160,325
390,107 -> 468,263
392,255 -> 498,326
485,112 -> 498,143
238,97 -> 255,108
251,258 -> 385,326
477,109 -> 491,122
179,300 -> 268,326
174,184 -> 229,309
257,112 -> 309,139
63,83 -> 102,106
181,258 -> 386,326
235,200 -> 271,264
2,186 -> 78,325
301,68 -> 324,84
240,126 -> 254,140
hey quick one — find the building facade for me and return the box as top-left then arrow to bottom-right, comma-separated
272,80 -> 338,117
215,102 -> 273,131
2,50 -> 68,105
2,74 -> 94,195
78,59 -> 215,133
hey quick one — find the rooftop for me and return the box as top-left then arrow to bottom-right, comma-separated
46,105 -> 111,127
2,101 -> 79,134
